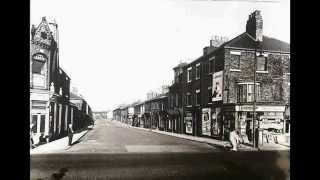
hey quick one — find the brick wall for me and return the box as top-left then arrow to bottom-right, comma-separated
224,48 -> 290,105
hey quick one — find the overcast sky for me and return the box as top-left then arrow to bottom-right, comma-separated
31,0 -> 290,112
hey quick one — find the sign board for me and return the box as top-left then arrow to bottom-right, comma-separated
185,112 -> 193,134
201,108 -> 211,136
236,105 -> 285,112
212,71 -> 223,101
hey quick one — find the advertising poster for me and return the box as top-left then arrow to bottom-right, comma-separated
185,112 -> 193,134
211,108 -> 221,136
201,108 -> 211,136
212,71 -> 223,102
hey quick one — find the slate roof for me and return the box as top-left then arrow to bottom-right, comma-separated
224,33 -> 290,52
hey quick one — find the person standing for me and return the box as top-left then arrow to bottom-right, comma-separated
68,123 -> 74,146
229,130 -> 241,151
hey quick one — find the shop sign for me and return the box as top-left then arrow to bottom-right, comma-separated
185,112 -> 193,134
30,92 -> 50,101
236,105 -> 285,112
201,108 -> 211,136
212,71 -> 223,102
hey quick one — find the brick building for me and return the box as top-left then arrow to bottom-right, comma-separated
30,17 -> 72,142
168,10 -> 290,144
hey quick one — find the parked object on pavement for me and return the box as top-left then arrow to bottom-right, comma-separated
68,123 -> 74,146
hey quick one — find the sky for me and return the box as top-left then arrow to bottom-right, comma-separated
31,0 -> 290,112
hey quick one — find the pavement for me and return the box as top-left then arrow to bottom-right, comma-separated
30,129 -> 89,154
112,120 -> 290,152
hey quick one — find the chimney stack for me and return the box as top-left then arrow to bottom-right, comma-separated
246,10 -> 263,42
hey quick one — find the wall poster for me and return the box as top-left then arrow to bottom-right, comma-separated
201,108 -> 211,136
211,108 -> 221,136
212,71 -> 223,102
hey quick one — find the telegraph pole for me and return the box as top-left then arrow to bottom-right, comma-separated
253,44 -> 257,148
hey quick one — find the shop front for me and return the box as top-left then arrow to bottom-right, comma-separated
223,104 -> 286,145
30,91 -> 51,144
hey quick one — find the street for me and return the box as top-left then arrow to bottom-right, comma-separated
30,119 -> 289,180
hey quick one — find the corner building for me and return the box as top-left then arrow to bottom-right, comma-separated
169,10 -> 290,143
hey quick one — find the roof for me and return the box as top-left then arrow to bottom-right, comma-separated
224,33 -> 290,52
145,94 -> 168,103
173,62 -> 188,69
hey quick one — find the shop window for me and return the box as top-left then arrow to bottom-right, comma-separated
32,115 -> 37,133
237,83 -> 260,102
40,115 -> 45,133
257,56 -> 267,71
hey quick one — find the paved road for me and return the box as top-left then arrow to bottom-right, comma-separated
30,119 -> 289,180
59,119 -> 220,153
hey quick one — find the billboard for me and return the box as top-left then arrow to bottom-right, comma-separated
212,71 -> 223,101
201,108 -> 211,136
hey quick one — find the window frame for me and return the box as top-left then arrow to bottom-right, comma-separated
237,83 -> 260,103
187,67 -> 192,83
196,89 -> 201,105
256,56 -> 267,71
196,63 -> 200,80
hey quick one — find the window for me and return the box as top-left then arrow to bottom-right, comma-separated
235,55 -> 241,69
196,90 -> 201,105
175,93 -> 178,107
32,115 -> 37,133
32,60 -> 45,74
257,56 -> 267,71
196,63 -> 200,79
186,93 -> 192,106
187,67 -> 192,82
208,87 -> 212,103
40,115 -> 45,133
209,57 -> 215,74
237,83 -> 260,102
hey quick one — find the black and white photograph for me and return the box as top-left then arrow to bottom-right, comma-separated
30,0 -> 290,179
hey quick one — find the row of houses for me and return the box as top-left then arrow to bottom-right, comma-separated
30,17 -> 94,145
113,10 -> 290,145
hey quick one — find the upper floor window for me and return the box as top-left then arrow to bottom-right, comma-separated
196,63 -> 200,80
208,87 -> 212,103
186,93 -> 192,106
175,93 -> 179,107
196,89 -> 201,105
187,67 -> 192,82
209,57 -> 215,74
257,56 -> 267,71
237,83 -> 260,103
235,55 -> 241,69
32,60 -> 45,74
